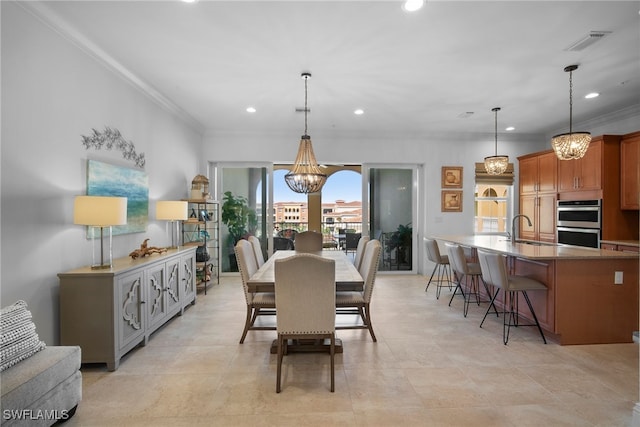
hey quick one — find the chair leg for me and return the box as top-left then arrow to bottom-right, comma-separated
448,272 -> 466,307
330,333 -> 335,392
363,303 -> 377,342
276,334 -> 283,393
479,288 -> 501,328
239,305 -> 253,344
522,291 -> 547,344
425,264 -> 438,292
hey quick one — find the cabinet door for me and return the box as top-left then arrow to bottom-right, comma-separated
537,193 -> 557,242
117,270 -> 146,350
519,157 -> 538,195
147,264 -> 167,331
181,252 -> 196,305
537,152 -> 557,193
557,158 -> 577,192
519,195 -> 537,240
621,133 -> 640,210
165,259 -> 182,315
577,139 -> 602,191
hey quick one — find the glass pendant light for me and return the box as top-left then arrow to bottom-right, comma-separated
484,107 -> 509,175
284,72 -> 327,194
551,65 -> 591,160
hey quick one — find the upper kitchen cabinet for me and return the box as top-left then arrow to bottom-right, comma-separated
620,131 -> 640,210
557,135 -> 621,200
519,150 -> 557,195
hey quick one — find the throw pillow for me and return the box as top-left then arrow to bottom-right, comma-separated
0,300 -> 46,371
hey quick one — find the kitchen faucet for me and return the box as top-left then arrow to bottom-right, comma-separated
511,214 -> 532,244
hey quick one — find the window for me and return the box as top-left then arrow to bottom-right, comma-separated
474,162 -> 513,235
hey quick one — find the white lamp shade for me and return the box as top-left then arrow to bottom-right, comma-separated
74,196 -> 128,226
156,201 -> 188,221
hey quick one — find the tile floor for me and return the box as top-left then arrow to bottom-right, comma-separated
68,274 -> 638,426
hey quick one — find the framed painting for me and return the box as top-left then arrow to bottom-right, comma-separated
87,159 -> 148,235
442,166 -> 463,188
441,190 -> 463,212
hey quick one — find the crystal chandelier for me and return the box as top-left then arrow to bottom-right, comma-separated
285,72 -> 327,194
484,107 -> 509,175
551,65 -> 591,160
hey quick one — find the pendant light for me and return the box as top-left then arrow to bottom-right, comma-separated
484,107 -> 509,175
551,65 -> 591,160
284,72 -> 327,194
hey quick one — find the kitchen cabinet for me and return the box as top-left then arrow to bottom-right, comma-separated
557,138 -> 602,193
620,131 -> 640,210
518,150 -> 557,242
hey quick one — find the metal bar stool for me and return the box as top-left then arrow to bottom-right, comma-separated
424,238 -> 452,299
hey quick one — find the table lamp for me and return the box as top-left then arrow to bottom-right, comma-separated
74,195 -> 128,269
156,201 -> 188,249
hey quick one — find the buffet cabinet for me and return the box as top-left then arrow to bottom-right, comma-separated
58,246 -> 196,371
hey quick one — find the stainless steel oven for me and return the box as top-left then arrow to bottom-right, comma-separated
556,200 -> 601,248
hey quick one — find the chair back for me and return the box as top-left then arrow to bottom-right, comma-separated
445,243 -> 469,277
234,239 -> 258,304
273,236 -> 294,251
345,232 -> 361,252
477,249 -> 509,290
294,231 -> 323,252
353,236 -> 371,270
360,240 -> 382,303
425,238 -> 444,264
248,235 -> 265,268
274,254 -> 335,334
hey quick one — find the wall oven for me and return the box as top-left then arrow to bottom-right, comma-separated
556,200 -> 601,248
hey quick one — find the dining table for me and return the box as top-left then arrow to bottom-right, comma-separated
247,249 -> 364,354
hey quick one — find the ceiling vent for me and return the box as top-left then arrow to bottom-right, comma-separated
457,112 -> 474,119
564,31 -> 612,51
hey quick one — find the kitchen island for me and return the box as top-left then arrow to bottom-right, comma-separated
432,235 -> 639,345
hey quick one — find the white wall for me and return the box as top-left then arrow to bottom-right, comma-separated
0,2 -> 203,345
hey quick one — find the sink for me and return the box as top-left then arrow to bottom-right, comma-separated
498,239 -> 556,247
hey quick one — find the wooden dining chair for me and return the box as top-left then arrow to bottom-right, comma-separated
336,239 -> 382,342
248,235 -> 265,268
274,253 -> 336,392
234,239 -> 276,344
294,231 -> 323,252
353,236 -> 370,271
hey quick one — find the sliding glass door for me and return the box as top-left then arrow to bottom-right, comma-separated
211,162 -> 271,273
363,164 -> 419,273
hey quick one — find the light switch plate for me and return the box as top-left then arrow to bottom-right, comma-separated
614,271 -> 623,285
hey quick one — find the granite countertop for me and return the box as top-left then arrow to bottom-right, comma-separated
600,240 -> 640,248
432,235 -> 639,260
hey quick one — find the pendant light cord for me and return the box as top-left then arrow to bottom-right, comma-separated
568,69 -> 573,134
304,75 -> 309,136
492,107 -> 500,155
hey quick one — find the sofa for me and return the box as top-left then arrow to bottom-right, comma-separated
0,301 -> 81,426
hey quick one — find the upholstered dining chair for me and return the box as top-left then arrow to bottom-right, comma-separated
294,231 -> 323,252
446,243 -> 495,318
353,236 -> 370,271
274,253 -> 336,393
336,239 -> 382,342
248,235 -> 265,268
234,239 -> 276,344
477,249 -> 547,344
424,238 -> 452,299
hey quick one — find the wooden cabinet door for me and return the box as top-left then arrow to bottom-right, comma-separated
557,158 -> 577,192
537,152 -> 557,193
577,138 -> 602,191
147,264 -> 168,331
621,132 -> 640,210
117,270 -> 146,351
520,157 -> 538,195
519,195 -> 537,240
537,193 -> 557,242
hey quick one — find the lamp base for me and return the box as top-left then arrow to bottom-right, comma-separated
91,263 -> 113,270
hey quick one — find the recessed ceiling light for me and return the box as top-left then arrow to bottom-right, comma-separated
402,0 -> 424,12
585,92 -> 599,99
246,107 -> 256,113
182,0 -> 198,3
505,126 -> 515,131
354,109 -> 364,115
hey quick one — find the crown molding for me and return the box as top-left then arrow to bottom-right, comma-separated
17,1 -> 205,134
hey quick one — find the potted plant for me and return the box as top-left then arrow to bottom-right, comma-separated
388,222 -> 412,267
221,191 -> 257,270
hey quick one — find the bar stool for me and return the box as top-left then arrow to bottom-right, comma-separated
445,243 -> 489,317
477,249 -> 547,344
424,238 -> 452,299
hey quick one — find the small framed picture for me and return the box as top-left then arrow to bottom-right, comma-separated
442,166 -> 463,188
442,190 -> 463,212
